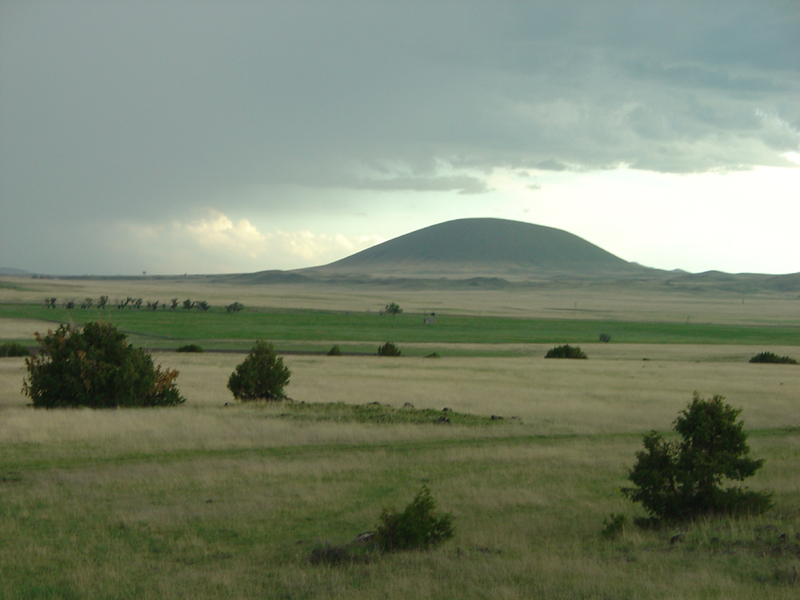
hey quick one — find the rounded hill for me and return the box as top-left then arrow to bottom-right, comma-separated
315,218 -> 647,280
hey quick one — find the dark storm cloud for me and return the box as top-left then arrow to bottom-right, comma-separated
0,0 -> 798,272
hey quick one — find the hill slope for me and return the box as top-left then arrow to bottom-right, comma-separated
313,218 -> 647,280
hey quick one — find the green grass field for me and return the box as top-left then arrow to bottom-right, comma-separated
1,304 -> 799,352
1,277 -> 799,599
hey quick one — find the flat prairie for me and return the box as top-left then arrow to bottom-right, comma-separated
3,274 -> 800,323
0,275 -> 798,599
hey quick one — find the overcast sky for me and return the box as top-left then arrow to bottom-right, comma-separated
1,1 -> 798,276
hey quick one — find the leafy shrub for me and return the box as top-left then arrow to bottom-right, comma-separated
176,344 -> 204,353
22,322 -> 184,408
327,345 -> 342,356
377,341 -> 401,357
622,393 -> 771,523
227,340 -> 291,401
545,344 -> 587,359
384,302 -> 402,315
599,333 -> 611,343
749,351 -> 797,364
226,302 -> 244,313
0,342 -> 30,357
375,486 -> 454,552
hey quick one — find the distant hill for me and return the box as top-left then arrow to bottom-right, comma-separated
223,218 -> 800,292
310,218 -> 649,280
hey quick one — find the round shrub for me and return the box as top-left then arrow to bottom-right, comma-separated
377,341 -> 401,357
327,345 -> 342,356
176,344 -> 204,353
22,322 -> 184,408
227,340 -> 291,401
545,344 -> 587,359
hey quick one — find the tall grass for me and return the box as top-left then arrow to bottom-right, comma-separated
0,348 -> 797,598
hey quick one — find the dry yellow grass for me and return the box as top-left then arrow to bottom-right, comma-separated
3,275 -> 799,324
2,347 -> 797,454
1,276 -> 797,599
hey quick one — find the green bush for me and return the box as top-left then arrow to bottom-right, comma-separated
227,340 -> 291,401
749,351 -> 797,364
383,302 -> 402,316
0,341 -> 30,357
622,393 -> 771,524
545,344 -> 587,359
327,345 -> 342,356
377,341 -> 401,357
375,486 -> 454,552
226,302 -> 244,313
22,322 -> 185,408
176,344 -> 204,353
599,333 -> 611,343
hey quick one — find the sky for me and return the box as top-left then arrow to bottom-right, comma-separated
1,0 -> 799,276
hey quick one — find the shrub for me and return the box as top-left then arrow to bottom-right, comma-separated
22,322 -> 184,408
749,351 -> 797,364
327,345 -> 342,356
176,344 -> 204,353
226,302 -> 244,313
384,302 -> 402,316
545,344 -> 587,359
375,486 -> 454,552
599,333 -> 611,343
622,392 -> 771,523
377,341 -> 401,357
227,340 -> 291,401
0,342 -> 30,357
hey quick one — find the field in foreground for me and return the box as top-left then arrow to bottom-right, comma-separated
1,276 -> 798,598
1,349 -> 798,599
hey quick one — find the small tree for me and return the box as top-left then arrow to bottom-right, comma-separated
377,341 -> 401,357
22,322 -> 184,408
226,302 -> 244,313
227,341 -> 291,401
545,344 -> 587,359
384,302 -> 402,316
622,393 -> 771,523
375,486 -> 454,552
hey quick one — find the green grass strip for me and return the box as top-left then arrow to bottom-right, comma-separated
2,303 -> 799,346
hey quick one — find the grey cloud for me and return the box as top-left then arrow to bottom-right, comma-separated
535,160 -> 569,172
1,0 -> 798,272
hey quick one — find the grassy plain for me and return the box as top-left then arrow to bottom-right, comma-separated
0,275 -> 799,598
